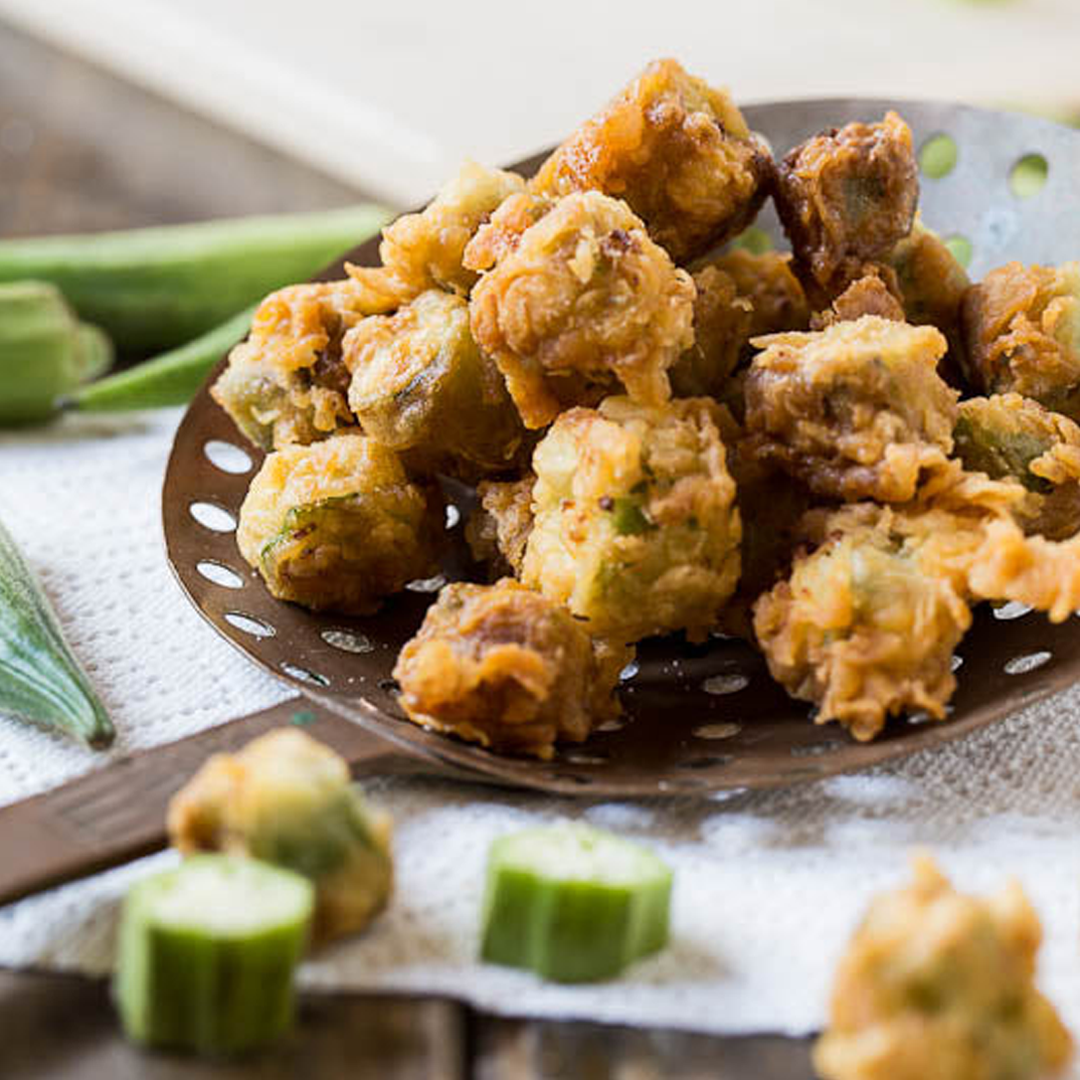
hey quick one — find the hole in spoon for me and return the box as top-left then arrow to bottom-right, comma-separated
321,628 -> 375,654
919,133 -> 957,179
189,501 -> 237,533
1004,650 -> 1051,676
1009,153 -> 1048,198
281,663 -> 330,687
204,440 -> 253,474
223,611 -> 275,638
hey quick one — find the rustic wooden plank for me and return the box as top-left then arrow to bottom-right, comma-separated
0,970 -> 465,1079
471,1016 -> 815,1080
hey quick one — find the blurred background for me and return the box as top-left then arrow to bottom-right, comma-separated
1,0 -> 1079,209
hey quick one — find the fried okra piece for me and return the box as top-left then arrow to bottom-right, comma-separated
531,58 -> 771,262
343,289 -> 528,480
754,505 -> 973,740
469,191 -> 695,428
744,316 -> 958,502
954,394 -> 1080,540
774,112 -> 918,299
960,261 -> 1080,418
237,434 -> 442,613
671,250 -> 810,398
346,160 -> 525,308
814,856 -> 1072,1080
810,267 -> 905,329
392,579 -> 628,759
465,475 -> 536,579
521,396 -> 741,643
168,729 -> 393,945
886,218 -> 970,373
212,280 -> 370,450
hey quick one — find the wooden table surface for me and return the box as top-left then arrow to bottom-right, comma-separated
0,21 -> 816,1079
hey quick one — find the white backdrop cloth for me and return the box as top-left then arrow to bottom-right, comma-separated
1,410 -> 1080,1040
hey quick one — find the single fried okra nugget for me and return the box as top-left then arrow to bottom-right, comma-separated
237,434 -> 442,613
343,289 -> 529,480
469,191 -> 695,429
960,261 -> 1080,419
392,579 -> 629,759
168,728 -> 393,945
346,160 -> 526,308
212,280 -> 370,450
814,856 -> 1072,1080
521,396 -> 741,643
744,316 -> 958,502
774,112 -> 918,300
531,59 -> 771,263
954,394 -> 1080,540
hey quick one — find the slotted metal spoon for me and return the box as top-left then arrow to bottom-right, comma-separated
163,99 -> 1080,797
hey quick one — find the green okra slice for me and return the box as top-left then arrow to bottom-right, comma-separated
480,823 -> 672,983
114,855 -> 313,1056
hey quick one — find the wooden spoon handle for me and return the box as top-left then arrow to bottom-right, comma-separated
0,698 -> 442,907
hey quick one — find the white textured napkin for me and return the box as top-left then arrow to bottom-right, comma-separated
2,411 -> 1080,1040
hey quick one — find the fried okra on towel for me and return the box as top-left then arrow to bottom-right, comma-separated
773,112 -> 918,305
531,58 -> 771,263
168,729 -> 393,945
393,580 -> 629,759
744,316 -> 958,503
343,289 -> 529,479
954,394 -> 1080,540
961,261 -> 1080,420
468,191 -> 695,428
521,396 -> 741,643
237,434 -> 442,613
212,281 -> 370,450
346,160 -> 525,309
814,856 -> 1072,1080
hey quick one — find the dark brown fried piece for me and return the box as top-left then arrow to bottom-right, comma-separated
960,261 -> 1080,419
465,475 -> 536,579
392,579 -> 628,759
468,191 -> 695,428
954,393 -> 1080,540
531,58 -> 771,262
744,316 -> 957,502
774,112 -> 918,300
810,266 -> 905,329
714,249 -> 811,339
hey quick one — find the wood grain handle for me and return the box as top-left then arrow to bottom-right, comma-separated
0,699 -> 437,908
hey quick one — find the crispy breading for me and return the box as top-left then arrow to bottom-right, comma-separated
469,191 -> 695,428
712,249 -> 811,339
211,280 -> 371,449
961,261 -> 1080,418
237,434 -> 442,613
392,579 -> 629,759
346,160 -> 525,307
814,856 -> 1073,1080
811,267 -> 905,329
465,475 -> 536,579
775,112 -> 918,299
954,393 -> 1080,539
531,59 -> 771,262
744,316 -> 957,502
343,289 -> 528,480
522,395 -> 741,643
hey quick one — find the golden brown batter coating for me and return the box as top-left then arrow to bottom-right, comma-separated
960,261 -> 1080,419
237,434 -> 442,613
346,160 -> 525,308
531,59 -> 771,262
954,394 -> 1080,540
753,504 -> 973,740
744,316 -> 957,503
521,395 -> 741,643
465,475 -> 536,579
343,289 -> 528,480
212,280 -> 370,449
774,112 -> 918,299
814,856 -> 1072,1080
811,267 -> 905,329
671,250 -> 810,398
469,191 -> 695,428
168,729 -> 393,945
392,579 -> 628,759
